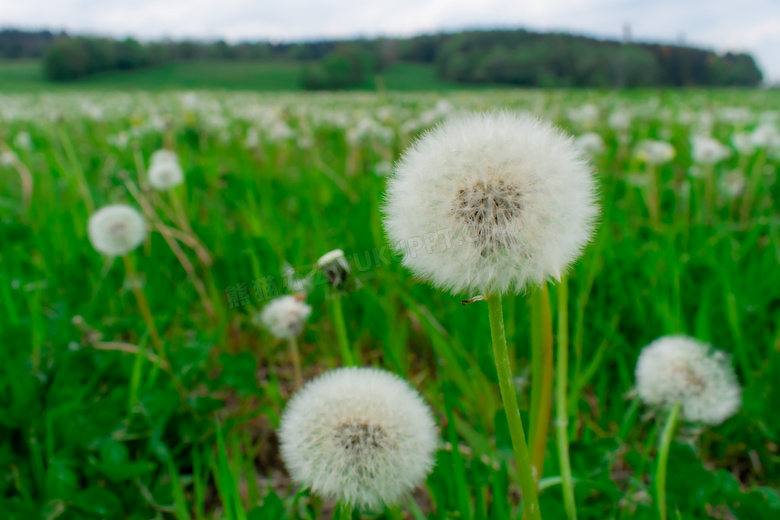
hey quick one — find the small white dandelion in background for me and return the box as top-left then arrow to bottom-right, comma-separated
254,294 -> 312,340
384,111 -> 599,295
636,139 -> 676,165
148,149 -> 184,191
635,335 -> 741,426
574,132 -> 606,156
731,133 -> 755,156
87,204 -> 146,257
14,131 -> 33,151
279,367 -> 437,510
691,135 -> 731,165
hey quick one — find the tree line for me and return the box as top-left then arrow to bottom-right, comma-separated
0,28 -> 764,88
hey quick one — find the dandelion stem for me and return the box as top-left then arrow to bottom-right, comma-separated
288,336 -> 303,389
486,292 -> 542,520
122,255 -> 167,366
331,293 -> 356,366
554,278 -> 577,520
529,284 -> 553,487
656,402 -> 681,520
56,127 -> 95,214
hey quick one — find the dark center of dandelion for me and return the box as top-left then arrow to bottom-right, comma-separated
335,421 -> 386,452
452,179 -> 524,257
109,222 -> 128,237
671,364 -> 707,395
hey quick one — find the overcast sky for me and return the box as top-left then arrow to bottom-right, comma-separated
2,0 -> 779,82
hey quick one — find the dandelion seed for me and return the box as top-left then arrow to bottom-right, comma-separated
87,204 -> 146,257
635,335 -> 741,425
279,367 -> 437,510
384,111 -> 599,295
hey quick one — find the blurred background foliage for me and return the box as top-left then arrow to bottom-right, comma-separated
0,28 -> 765,89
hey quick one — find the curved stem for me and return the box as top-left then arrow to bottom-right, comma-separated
331,293 -> 356,366
486,293 -> 542,520
122,255 -> 167,366
554,278 -> 577,520
656,402 -> 681,520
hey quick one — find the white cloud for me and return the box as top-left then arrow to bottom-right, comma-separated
2,0 -> 778,81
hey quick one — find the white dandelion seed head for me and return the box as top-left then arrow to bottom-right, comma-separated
635,335 -> 741,425
731,133 -> 755,155
574,132 -> 606,156
150,149 -> 178,165
1,150 -> 18,166
691,136 -> 730,165
279,367 -> 437,510
147,150 -> 184,190
14,131 -> 32,151
608,110 -> 632,132
750,123 -> 779,148
383,111 -> 599,296
255,295 -> 312,340
87,204 -> 146,256
636,140 -> 676,165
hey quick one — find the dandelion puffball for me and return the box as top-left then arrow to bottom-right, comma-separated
87,204 -> 146,256
254,295 -> 312,340
574,132 -> 606,156
147,149 -> 184,190
691,136 -> 730,165
636,139 -> 676,165
279,367 -> 437,510
635,335 -> 741,425
383,111 -> 599,295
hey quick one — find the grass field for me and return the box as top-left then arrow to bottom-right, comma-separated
1,88 -> 779,520
0,60 -> 486,92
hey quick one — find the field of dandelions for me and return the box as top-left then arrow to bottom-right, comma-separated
1,88 -> 780,520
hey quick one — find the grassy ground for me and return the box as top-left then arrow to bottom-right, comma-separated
0,89 -> 779,520
0,60 -> 485,92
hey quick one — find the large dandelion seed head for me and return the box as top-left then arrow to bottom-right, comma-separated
635,335 -> 741,425
148,149 -> 184,190
255,294 -> 312,339
279,367 -> 437,510
87,204 -> 146,256
383,111 -> 599,295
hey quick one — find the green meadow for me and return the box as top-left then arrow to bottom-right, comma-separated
1,88 -> 779,519
0,61 -> 488,92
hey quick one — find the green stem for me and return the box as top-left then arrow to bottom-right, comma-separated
331,293 -> 356,366
656,403 -> 681,520
334,502 -> 356,520
288,336 -> 303,388
122,255 -> 167,366
555,278 -> 577,520
486,293 -> 542,520
57,127 -> 95,213
529,284 -> 553,486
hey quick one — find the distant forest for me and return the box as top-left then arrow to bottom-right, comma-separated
0,28 -> 763,88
